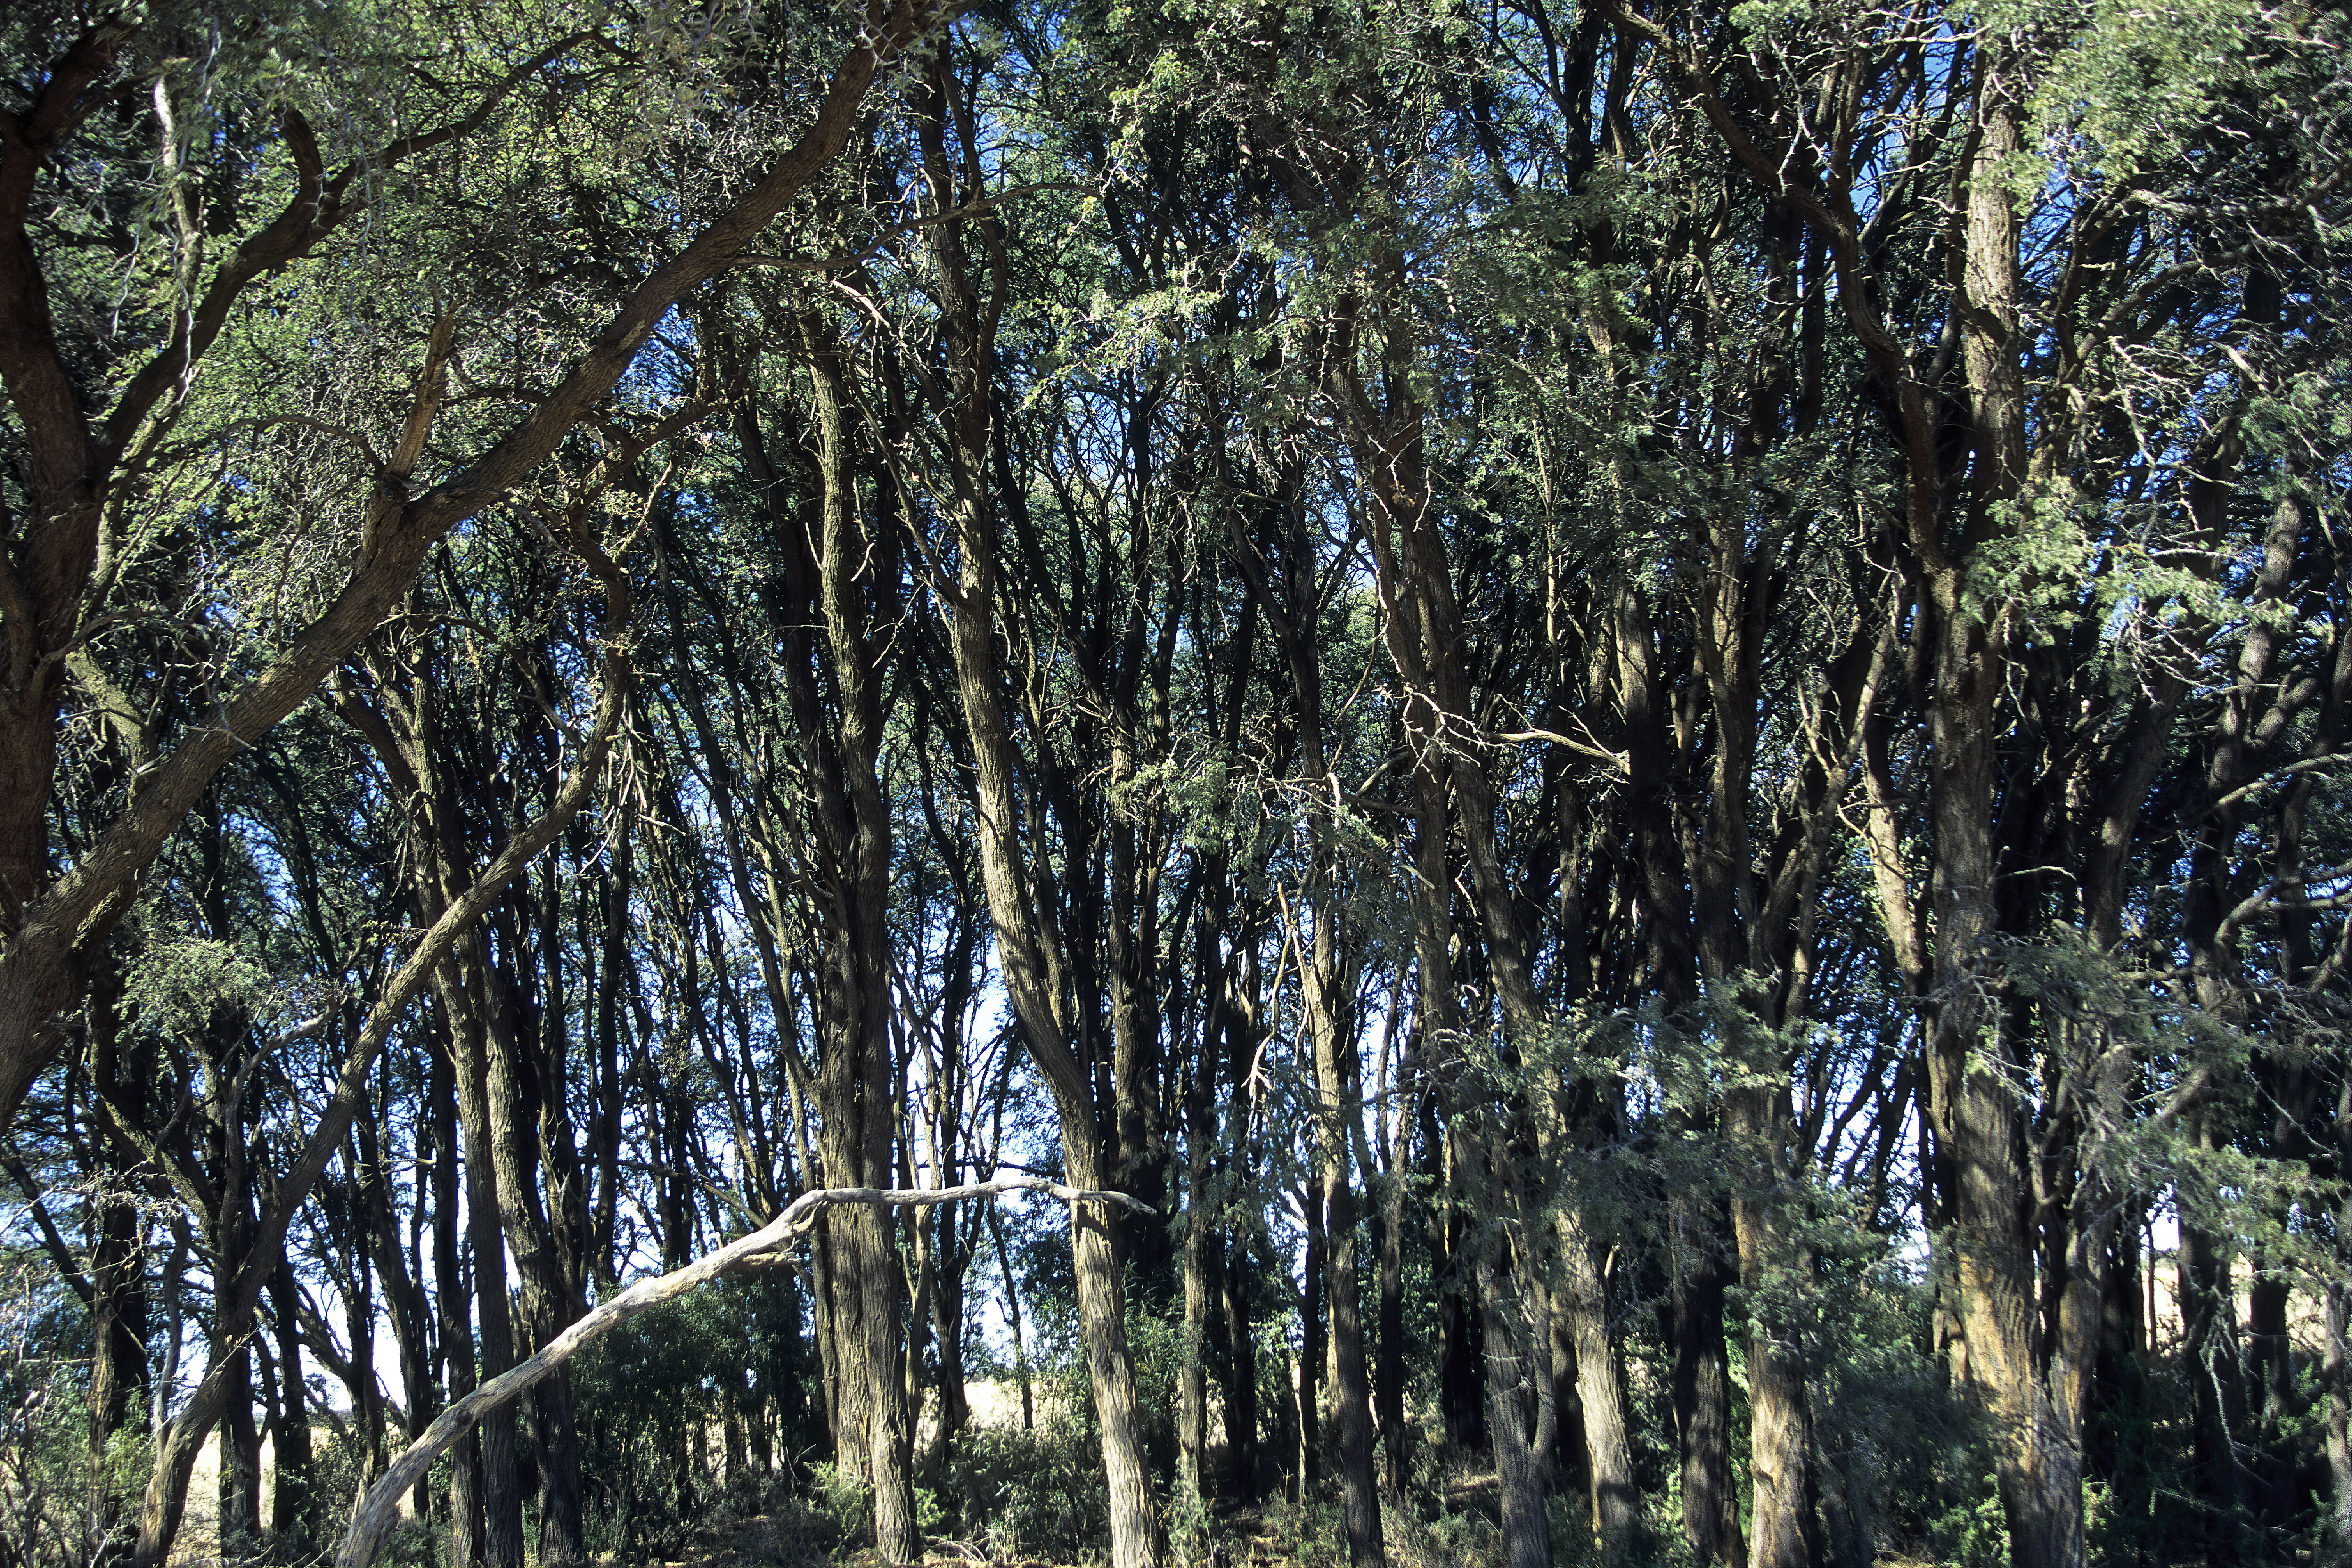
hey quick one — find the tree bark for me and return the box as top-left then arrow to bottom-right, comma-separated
1374,1141 -> 1411,1501
1224,1229 -> 1262,1499
433,1030 -> 487,1568
1298,1169 -> 1326,1494
268,1262 -> 318,1550
449,982 -> 526,1568
1670,1230 -> 1743,1568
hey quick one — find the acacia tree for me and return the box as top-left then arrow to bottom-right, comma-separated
0,0 -> 944,1138
8,2 -> 2352,1567
1598,1 -> 2352,1562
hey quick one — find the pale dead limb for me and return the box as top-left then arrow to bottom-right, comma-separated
335,1175 -> 1151,1568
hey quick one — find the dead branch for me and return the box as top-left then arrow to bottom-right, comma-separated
335,1175 -> 1151,1568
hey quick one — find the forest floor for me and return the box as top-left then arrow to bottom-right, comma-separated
647,1503 -> 1313,1568
638,1470 -> 1527,1568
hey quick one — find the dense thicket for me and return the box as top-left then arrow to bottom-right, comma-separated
5,1 -> 2352,1566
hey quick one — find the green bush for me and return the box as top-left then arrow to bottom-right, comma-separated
935,1418 -> 1114,1562
568,1271 -> 820,1555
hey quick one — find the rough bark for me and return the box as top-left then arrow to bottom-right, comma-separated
268,1262 -> 318,1550
1670,1233 -> 1744,1568
1926,52 -> 2087,1568
777,326 -> 917,1564
433,1032 -> 487,1568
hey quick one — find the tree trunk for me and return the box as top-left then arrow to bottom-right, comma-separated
1224,1237 -> 1261,1499
988,1203 -> 1035,1433
269,1263 -> 318,1550
1478,1252 -> 1554,1568
1180,1153 -> 1212,1501
1930,47 -> 2088,1568
1374,1155 -> 1410,1500
933,147 -> 1163,1558
1728,1055 -> 1815,1568
1298,1170 -> 1326,1492
1323,1170 -> 1383,1568
434,1030 -> 488,1567
768,313 -> 920,1568
2246,1259 -> 2296,1546
1670,1217 -> 1743,1568
1065,1123 -> 1163,1568
930,1216 -> 971,1468
1558,1217 -> 1635,1549
220,1345 -> 261,1560
449,985 -> 526,1568
2181,1193 -> 2249,1564
2327,1262 -> 2352,1555
479,913 -> 589,1568
81,965 -> 150,1565
1437,1198 -> 1487,1453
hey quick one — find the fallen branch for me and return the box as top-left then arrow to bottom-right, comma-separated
335,1175 -> 1151,1568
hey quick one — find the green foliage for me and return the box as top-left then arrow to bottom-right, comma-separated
8,0 -> 2352,1563
570,1275 -> 820,1552
120,935 -> 278,1040
0,1257 -> 104,1568
1926,1472 -> 2013,1568
937,1419 -> 1117,1562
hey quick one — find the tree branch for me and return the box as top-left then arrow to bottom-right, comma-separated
336,1174 -> 1149,1568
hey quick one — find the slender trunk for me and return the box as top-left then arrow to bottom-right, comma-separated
2246,1260 -> 2295,1544
1436,1174 -> 1488,1452
527,1359 -> 587,1567
1728,1057 -> 1815,1568
988,1204 -> 1035,1432
930,1219 -> 971,1467
861,1206 -> 916,1563
219,1344 -> 261,1558
1180,1153 -> 1212,1500
269,1264 -> 317,1550
1558,1218 -> 1635,1547
1928,47 -> 2085,1568
811,1225 -> 849,1465
85,1200 -> 144,1563
1671,1216 -> 1743,1567
85,977 -> 150,1565
776,318 -> 917,1567
434,1032 -> 486,1567
1927,590 -> 2079,1568
2181,1178 -> 2249,1564
1182,849 -> 1233,1504
2328,1270 -> 2352,1554
1323,1171 -> 1381,1568
1478,1252 -> 1553,1568
346,1237 -> 383,1480
1298,1170 -> 1326,1492
1064,1120 -> 1163,1568
1374,1155 -> 1409,1500
935,204 -> 1162,1566
1543,1274 -> 1581,1489
479,923 -> 588,1568
450,990 -> 526,1568
1223,1235 -> 1260,1499
2333,1079 -> 2352,1554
